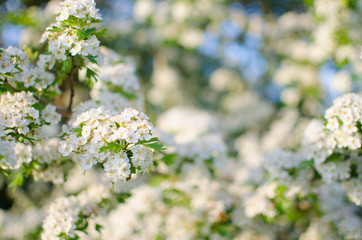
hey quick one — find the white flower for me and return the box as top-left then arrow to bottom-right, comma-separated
58,141 -> 73,156
60,107 -> 155,182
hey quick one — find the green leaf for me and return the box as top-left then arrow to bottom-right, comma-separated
50,26 -> 63,32
86,68 -> 98,82
9,171 -> 24,191
137,137 -> 165,151
86,55 -> 97,64
161,154 -> 177,166
61,57 -> 72,74
77,29 -> 87,40
71,128 -> 82,133
91,19 -> 103,24
115,192 -> 132,203
55,73 -> 68,85
70,127 -> 82,137
147,142 -> 165,151
119,89 -> 137,100
32,102 -> 46,111
0,83 -> 15,93
95,224 -> 103,233
96,28 -> 111,38
298,159 -> 314,170
0,73 -> 15,79
99,142 -> 123,153
85,27 -> 97,36
137,137 -> 160,144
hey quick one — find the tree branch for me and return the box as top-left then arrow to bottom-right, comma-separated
4,79 -> 20,92
3,78 -> 73,118
56,107 -> 72,118
67,58 -> 76,111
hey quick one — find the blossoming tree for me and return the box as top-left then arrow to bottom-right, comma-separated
0,0 -> 361,239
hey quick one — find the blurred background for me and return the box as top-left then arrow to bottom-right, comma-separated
1,0 -> 360,116
0,0 -> 361,239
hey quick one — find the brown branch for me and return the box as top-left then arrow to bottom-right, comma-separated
3,78 -> 73,119
4,79 -> 20,92
56,107 -> 72,118
67,58 -> 76,111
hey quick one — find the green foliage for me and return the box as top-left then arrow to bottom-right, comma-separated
162,188 -> 190,207
8,161 -> 40,191
115,192 -> 132,203
298,159 -> 314,170
6,9 -> 38,27
96,28 -> 112,38
95,224 -> 103,233
32,102 -> 46,111
86,67 -> 98,82
61,57 -> 73,74
99,141 -> 124,153
70,127 -> 83,137
86,55 -> 98,64
137,137 -> 165,151
0,83 -> 15,93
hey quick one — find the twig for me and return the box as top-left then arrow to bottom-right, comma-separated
3,78 -> 73,118
67,58 -> 76,111
4,79 -> 20,92
56,107 -> 72,118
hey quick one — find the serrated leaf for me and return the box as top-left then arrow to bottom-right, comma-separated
9,172 -> 24,191
70,127 -> 82,137
86,55 -> 97,64
71,127 -> 82,133
1,73 -> 15,79
61,57 -> 72,74
77,29 -> 87,40
298,159 -> 314,170
95,224 -> 103,233
32,102 -> 46,111
137,137 -> 160,144
118,88 -> 137,100
48,26 -> 63,32
85,27 -> 97,36
0,83 -> 15,93
147,142 -> 165,151
96,28 -> 111,38
55,73 -> 68,84
91,19 -> 103,24
99,142 -> 123,153
86,68 -> 98,82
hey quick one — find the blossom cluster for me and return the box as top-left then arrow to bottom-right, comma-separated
0,46 -> 28,76
175,134 -> 228,169
243,182 -> 277,218
10,54 -> 56,92
0,92 -> 60,169
91,58 -> 140,94
324,93 -> 362,150
0,91 -> 60,137
84,48 -> 143,111
261,93 -> 362,213
41,196 -> 80,239
98,166 -> 230,240
301,94 -> 362,184
32,139 -> 64,184
59,107 -> 155,182
56,0 -> 102,22
0,139 -> 16,169
1,46 -> 57,92
40,0 -> 102,60
41,184 -> 109,239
